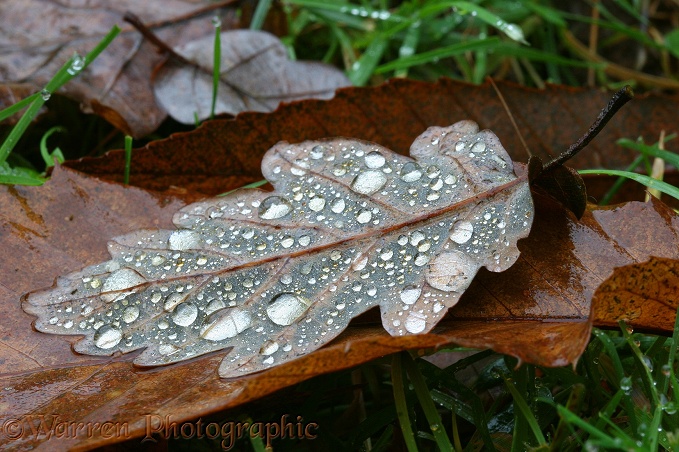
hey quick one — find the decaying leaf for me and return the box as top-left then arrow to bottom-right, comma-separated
153,30 -> 351,124
24,120 -> 534,377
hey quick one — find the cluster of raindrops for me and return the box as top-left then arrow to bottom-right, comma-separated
24,121 -> 534,377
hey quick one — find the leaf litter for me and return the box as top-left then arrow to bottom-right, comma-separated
24,120 -> 534,377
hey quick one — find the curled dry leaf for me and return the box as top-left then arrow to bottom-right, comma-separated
153,30 -> 351,124
24,121 -> 534,377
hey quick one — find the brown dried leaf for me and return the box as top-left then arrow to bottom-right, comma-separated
153,30 -> 350,124
65,80 -> 679,198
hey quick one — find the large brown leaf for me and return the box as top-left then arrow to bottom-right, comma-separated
2,169 -> 679,451
2,81 -> 679,449
65,79 -> 679,196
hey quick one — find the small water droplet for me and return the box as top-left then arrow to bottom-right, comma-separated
211,15 -> 222,27
400,162 -> 423,182
662,364 -> 672,376
67,52 -> 85,75
330,198 -> 345,213
450,221 -> 474,244
259,196 -> 293,219
364,151 -> 386,168
201,308 -> 252,341
267,293 -> 312,326
426,166 -> 441,178
40,89 -> 51,101
94,325 -> 122,349
205,298 -> 226,315
642,355 -> 653,371
298,235 -> 311,246
620,376 -> 632,393
351,171 -> 387,195
309,196 -> 326,212
356,209 -> 372,224
471,141 -> 486,153
281,236 -> 294,248
380,250 -> 393,260
122,306 -> 140,323
151,255 -> 166,266
260,340 -> 279,355
400,286 -> 422,305
414,254 -> 429,266
454,141 -> 466,152
310,145 -> 324,159
444,174 -> 457,185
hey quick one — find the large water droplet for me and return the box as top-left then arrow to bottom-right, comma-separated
309,196 -> 326,212
426,251 -> 476,292
400,162 -> 423,182
173,302 -> 198,326
122,306 -> 140,323
260,341 -> 279,355
267,293 -> 312,326
449,221 -> 474,244
405,312 -> 427,333
400,286 -> 422,305
330,198 -> 345,213
364,151 -> 386,169
351,171 -> 387,195
102,268 -> 145,293
94,325 -> 122,349
259,196 -> 293,219
281,236 -> 294,248
200,308 -> 252,341
169,230 -> 201,250
356,209 -> 372,224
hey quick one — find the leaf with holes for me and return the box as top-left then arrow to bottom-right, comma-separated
23,120 -> 534,378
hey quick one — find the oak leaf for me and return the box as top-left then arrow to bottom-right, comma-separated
24,121 -> 534,377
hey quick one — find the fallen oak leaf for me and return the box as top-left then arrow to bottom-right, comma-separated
24,120 -> 535,378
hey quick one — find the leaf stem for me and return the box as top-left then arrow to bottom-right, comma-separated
542,85 -> 634,174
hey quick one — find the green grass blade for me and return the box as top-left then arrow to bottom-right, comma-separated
503,373 -> 546,446
210,17 -> 222,120
617,138 -> 679,169
391,353 -> 419,452
250,0 -> 273,30
39,126 -> 65,168
0,93 -> 40,122
348,36 -> 388,86
579,169 -> 679,201
124,136 -> 132,185
375,37 -> 500,74
0,25 -> 120,167
402,353 -> 453,452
